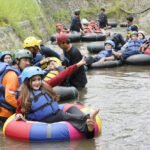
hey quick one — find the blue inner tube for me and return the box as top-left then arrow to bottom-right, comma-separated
90,60 -> 122,69
87,41 -> 105,54
81,33 -> 106,42
125,54 -> 150,65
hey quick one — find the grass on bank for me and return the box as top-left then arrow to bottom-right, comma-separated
0,0 -> 49,39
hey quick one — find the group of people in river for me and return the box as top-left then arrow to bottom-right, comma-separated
0,33 -> 100,139
0,7 -> 150,140
55,8 -> 150,66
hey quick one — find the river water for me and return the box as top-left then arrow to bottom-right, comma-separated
1,27 -> 150,150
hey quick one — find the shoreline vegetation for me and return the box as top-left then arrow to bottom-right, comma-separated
0,0 -> 149,40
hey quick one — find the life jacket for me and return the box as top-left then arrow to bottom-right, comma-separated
90,25 -> 100,32
27,90 -> 59,122
139,39 -> 147,44
44,66 -> 64,81
0,62 -> 20,112
127,40 -> 142,51
44,70 -> 60,81
127,24 -> 138,39
144,45 -> 150,55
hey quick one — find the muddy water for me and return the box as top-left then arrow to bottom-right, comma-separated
1,27 -> 150,150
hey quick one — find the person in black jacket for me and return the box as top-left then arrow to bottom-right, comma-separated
70,9 -> 84,34
98,8 -> 108,29
56,33 -> 87,89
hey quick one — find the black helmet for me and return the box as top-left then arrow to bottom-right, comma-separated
126,15 -> 134,22
74,9 -> 80,15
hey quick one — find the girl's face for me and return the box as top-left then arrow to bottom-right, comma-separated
30,75 -> 42,90
105,43 -> 112,50
4,55 -> 12,63
138,33 -> 144,40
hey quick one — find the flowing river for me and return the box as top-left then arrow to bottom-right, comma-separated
1,27 -> 150,150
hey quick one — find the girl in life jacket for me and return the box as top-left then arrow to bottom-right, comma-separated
15,61 -> 100,139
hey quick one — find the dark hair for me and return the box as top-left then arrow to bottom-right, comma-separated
101,8 -> 105,12
19,78 -> 59,116
74,9 -> 80,15
126,15 -> 134,22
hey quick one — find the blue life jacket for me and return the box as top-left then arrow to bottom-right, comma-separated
0,62 -> 20,112
27,90 -> 59,122
139,39 -> 147,44
94,49 -> 112,62
126,40 -> 142,52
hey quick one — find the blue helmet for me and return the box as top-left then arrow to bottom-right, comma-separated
104,40 -> 115,49
21,66 -> 44,83
0,51 -> 12,61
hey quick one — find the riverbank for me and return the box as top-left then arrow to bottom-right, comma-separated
0,0 -> 150,50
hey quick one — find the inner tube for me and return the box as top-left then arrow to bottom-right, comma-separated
49,33 -> 81,43
81,33 -> 106,42
125,54 -> 150,65
87,41 -> 105,54
108,21 -> 118,28
3,103 -> 102,142
90,60 -> 122,69
120,23 -> 127,27
68,32 -> 81,42
53,86 -> 78,101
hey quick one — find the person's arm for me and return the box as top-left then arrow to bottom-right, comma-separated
40,45 -> 61,59
70,17 -> 76,31
2,71 -> 19,108
46,64 -> 77,87
15,97 -> 26,121
98,55 -> 115,63
121,42 -> 128,51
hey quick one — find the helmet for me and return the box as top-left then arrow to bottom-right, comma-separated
130,31 -> 138,37
126,15 -> 134,22
14,49 -> 33,60
81,18 -> 89,25
104,40 -> 115,48
56,33 -> 69,44
48,57 -> 62,66
23,36 -> 42,48
0,50 -> 12,61
74,9 -> 80,15
21,66 -> 44,83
